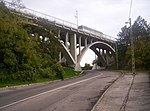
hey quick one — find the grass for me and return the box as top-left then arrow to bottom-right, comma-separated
63,67 -> 80,79
0,78 -> 52,88
0,67 -> 81,88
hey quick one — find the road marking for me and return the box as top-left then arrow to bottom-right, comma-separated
0,74 -> 102,110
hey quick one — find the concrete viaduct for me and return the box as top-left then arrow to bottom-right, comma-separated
4,1 -> 117,71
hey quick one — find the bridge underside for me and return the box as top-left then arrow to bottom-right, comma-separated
59,30 -> 116,71
22,23 -> 116,72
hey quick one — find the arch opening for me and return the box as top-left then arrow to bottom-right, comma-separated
77,41 -> 116,68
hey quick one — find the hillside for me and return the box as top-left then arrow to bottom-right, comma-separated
0,2 -> 64,83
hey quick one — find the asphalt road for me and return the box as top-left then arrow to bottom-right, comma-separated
0,71 -> 149,111
0,70 -> 120,111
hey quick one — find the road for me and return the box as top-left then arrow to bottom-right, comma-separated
0,70 -> 149,111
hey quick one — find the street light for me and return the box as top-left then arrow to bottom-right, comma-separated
115,38 -> 119,69
129,18 -> 135,74
75,10 -> 78,28
125,0 -> 135,74
126,18 -> 135,74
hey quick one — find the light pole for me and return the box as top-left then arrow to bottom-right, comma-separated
115,40 -> 119,69
126,0 -> 135,74
75,10 -> 78,28
129,18 -> 135,74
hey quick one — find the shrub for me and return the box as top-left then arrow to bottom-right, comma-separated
38,68 -> 54,78
52,62 -> 64,80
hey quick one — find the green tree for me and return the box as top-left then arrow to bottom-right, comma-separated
83,63 -> 92,70
0,2 -> 42,81
117,16 -> 150,70
0,2 -> 65,83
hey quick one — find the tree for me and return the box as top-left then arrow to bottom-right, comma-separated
0,3 -> 41,81
117,16 -> 150,70
0,2 -> 64,82
11,0 -> 25,9
82,63 -> 92,70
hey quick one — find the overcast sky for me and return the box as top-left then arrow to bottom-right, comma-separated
6,0 -> 150,66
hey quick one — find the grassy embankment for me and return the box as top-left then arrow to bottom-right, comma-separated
0,68 -> 80,88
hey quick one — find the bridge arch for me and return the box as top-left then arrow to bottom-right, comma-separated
77,41 -> 116,67
60,41 -> 76,65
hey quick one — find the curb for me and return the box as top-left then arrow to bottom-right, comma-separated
0,71 -> 84,90
0,80 -> 61,91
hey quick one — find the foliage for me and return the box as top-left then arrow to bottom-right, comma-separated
52,62 -> 64,80
82,63 -> 92,70
0,68 -> 80,88
117,16 -> 150,70
63,67 -> 80,79
93,58 -> 103,67
0,2 -> 64,83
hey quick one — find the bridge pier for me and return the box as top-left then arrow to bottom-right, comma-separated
106,50 -> 109,65
75,63 -> 82,71
85,37 -> 88,47
70,33 -> 77,62
65,32 -> 69,49
78,36 -> 81,55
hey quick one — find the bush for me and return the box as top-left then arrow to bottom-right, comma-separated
82,63 -> 92,70
38,68 -> 54,78
52,62 -> 64,80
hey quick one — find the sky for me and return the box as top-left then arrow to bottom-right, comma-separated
6,0 -> 150,66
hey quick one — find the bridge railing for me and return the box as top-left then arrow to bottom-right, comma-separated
4,1 -> 77,29
3,1 -> 116,43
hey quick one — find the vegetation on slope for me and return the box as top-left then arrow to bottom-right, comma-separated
0,1 -> 67,84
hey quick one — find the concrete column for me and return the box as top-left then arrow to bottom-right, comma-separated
58,30 -> 61,38
102,49 -> 106,61
85,37 -> 87,47
75,63 -> 82,71
65,32 -> 69,49
70,33 -> 77,62
99,49 -> 102,55
79,36 -> 81,55
106,50 -> 109,65
90,39 -> 93,44
102,49 -> 105,56
59,52 -> 61,62
115,43 -> 118,69
58,30 -> 61,62
99,48 -> 101,54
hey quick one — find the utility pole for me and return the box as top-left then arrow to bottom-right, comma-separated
129,0 -> 135,74
125,0 -> 135,74
115,41 -> 118,69
129,18 -> 135,74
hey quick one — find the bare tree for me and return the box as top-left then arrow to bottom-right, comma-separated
11,0 -> 25,9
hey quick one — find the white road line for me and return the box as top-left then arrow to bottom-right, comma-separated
0,74 -> 102,110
